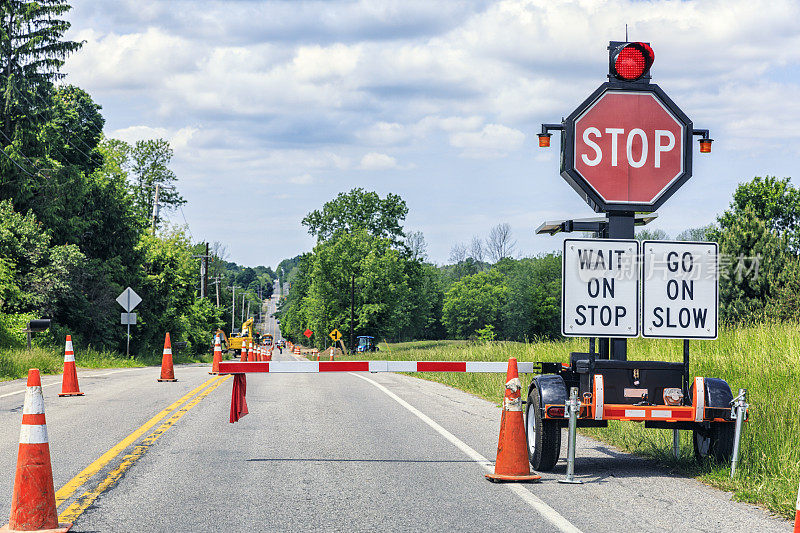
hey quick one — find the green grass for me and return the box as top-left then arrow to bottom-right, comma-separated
0,345 -> 214,382
371,324 -> 799,520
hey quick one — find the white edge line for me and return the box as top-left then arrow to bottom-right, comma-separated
348,372 -> 582,533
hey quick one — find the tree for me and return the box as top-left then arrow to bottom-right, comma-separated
469,236 -> 485,263
716,207 -> 789,323
301,188 -> 408,245
501,255 -> 561,340
0,0 -> 81,146
717,176 -> 800,249
676,225 -> 714,241
405,231 -> 427,261
486,223 -> 516,262
129,139 -> 185,225
0,1 -> 82,208
442,270 -> 508,338
635,228 -> 669,241
449,242 -> 467,264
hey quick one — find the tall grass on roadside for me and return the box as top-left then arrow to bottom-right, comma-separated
377,323 -> 800,520
0,345 -> 213,382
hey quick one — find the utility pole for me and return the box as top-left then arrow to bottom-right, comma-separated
229,286 -> 238,334
193,245 -> 210,299
151,183 -> 160,235
350,273 -> 355,355
241,293 -> 246,324
215,274 -> 221,307
203,242 -> 209,298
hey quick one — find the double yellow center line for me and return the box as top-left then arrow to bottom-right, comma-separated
56,374 -> 231,523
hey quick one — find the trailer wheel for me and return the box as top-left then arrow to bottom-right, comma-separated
525,387 -> 561,471
692,423 -> 735,463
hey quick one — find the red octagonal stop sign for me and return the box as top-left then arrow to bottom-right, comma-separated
572,90 -> 687,207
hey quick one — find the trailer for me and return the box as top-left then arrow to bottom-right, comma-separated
528,40 -> 747,473
525,352 -> 740,471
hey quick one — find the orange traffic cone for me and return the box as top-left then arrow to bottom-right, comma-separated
157,333 -> 177,382
249,341 -> 254,362
210,334 -> 222,375
794,480 -> 800,533
58,335 -> 83,397
266,349 -> 272,362
2,369 -> 72,532
485,358 -> 541,483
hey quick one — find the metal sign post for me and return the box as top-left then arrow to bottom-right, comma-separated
117,287 -> 142,358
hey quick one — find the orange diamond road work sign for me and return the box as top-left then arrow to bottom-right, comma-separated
303,329 -> 313,338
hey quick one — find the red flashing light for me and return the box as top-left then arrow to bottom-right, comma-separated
699,138 -> 713,153
611,42 -> 654,82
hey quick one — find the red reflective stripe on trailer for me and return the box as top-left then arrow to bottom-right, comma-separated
219,362 -> 269,373
417,361 -> 466,372
319,361 -> 370,372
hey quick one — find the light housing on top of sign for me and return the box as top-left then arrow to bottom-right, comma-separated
609,42 -> 654,82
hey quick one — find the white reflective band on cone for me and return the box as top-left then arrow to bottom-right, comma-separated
19,424 -> 48,444
23,387 -> 45,414
593,374 -> 604,420
694,377 -> 705,422
504,396 -> 523,412
163,348 -> 172,355
505,377 -> 521,392
64,353 -> 75,362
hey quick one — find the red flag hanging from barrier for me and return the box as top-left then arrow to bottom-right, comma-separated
229,374 -> 249,423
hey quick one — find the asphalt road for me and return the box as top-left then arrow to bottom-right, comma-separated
0,327 -> 790,531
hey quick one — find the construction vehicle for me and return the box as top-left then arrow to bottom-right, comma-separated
227,318 -> 255,355
355,336 -> 379,353
263,334 -> 274,346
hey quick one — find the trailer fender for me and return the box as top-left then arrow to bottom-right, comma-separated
692,377 -> 734,422
528,374 -> 567,415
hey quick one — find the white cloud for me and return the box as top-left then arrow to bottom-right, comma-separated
290,173 -> 314,185
60,0 -> 800,267
359,152 -> 400,170
449,124 -> 525,158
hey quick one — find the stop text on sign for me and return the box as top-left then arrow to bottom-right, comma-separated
562,239 -> 639,338
641,241 -> 718,339
580,128 -> 675,169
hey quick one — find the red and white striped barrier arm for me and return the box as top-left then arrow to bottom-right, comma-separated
218,360 -> 539,374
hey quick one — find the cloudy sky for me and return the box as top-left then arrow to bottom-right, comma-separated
62,0 -> 800,268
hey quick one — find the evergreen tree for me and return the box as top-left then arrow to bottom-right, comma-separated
0,0 -> 82,202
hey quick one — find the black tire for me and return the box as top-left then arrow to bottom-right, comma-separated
693,423 -> 735,463
525,386 -> 561,471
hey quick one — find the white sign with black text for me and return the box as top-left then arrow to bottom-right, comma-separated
562,238 -> 640,338
641,241 -> 718,339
